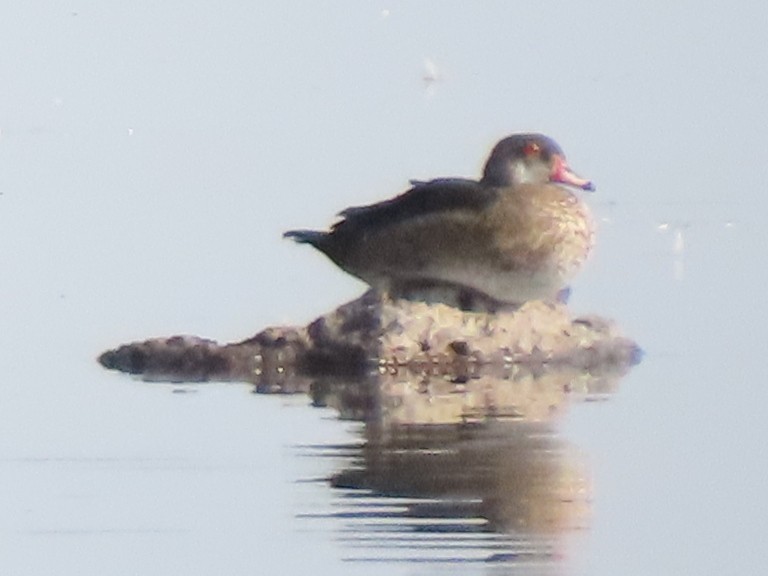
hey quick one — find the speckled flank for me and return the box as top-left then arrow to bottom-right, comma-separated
538,193 -> 595,278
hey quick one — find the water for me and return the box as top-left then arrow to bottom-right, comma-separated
2,2 -> 768,574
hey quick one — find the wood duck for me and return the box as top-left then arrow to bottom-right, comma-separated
284,134 -> 595,306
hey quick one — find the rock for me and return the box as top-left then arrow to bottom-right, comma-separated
98,290 -> 641,385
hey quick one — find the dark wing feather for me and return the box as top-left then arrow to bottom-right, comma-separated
334,178 -> 497,231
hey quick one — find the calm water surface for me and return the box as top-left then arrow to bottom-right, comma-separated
2,2 -> 768,575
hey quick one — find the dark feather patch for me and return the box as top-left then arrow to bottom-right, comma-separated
334,178 -> 498,231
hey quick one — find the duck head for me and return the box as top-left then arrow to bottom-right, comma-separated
481,133 -> 595,191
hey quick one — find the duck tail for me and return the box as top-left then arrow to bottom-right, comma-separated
283,229 -> 328,248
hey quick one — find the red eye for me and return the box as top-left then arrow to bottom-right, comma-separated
523,142 -> 541,156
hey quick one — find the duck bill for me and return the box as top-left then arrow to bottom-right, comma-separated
551,155 -> 595,191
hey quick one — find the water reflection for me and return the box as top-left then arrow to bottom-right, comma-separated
656,221 -> 689,281
280,364 -> 627,568
99,292 -> 637,570
306,421 -> 588,565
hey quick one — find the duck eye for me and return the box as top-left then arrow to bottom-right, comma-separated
523,142 -> 541,157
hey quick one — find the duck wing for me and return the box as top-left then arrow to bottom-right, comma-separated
335,178 -> 497,231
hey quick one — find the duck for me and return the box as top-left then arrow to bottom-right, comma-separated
284,133 -> 595,307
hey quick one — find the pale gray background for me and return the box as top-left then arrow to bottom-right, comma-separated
1,1 -> 767,574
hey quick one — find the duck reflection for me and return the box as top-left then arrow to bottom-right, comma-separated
328,419 -> 589,533
292,364 -> 626,565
